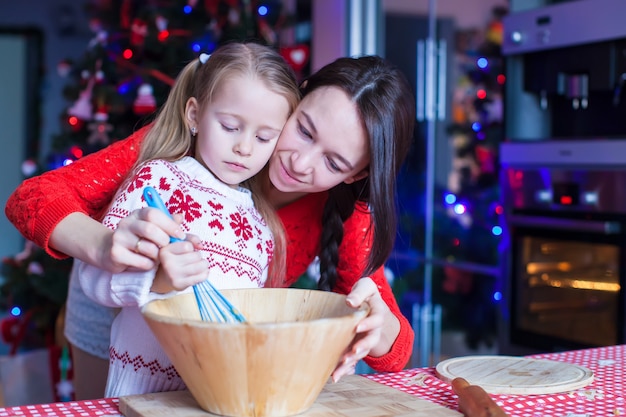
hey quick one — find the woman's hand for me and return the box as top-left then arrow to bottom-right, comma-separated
452,377 -> 509,417
100,207 -> 187,273
330,277 -> 400,382
151,236 -> 209,293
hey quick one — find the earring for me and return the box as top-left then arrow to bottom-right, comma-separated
190,126 -> 197,136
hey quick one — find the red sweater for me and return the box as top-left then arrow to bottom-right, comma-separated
5,126 -> 414,372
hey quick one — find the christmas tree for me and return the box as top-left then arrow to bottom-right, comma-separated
392,6 -> 507,351
438,5 -> 507,349
1,0 -> 310,355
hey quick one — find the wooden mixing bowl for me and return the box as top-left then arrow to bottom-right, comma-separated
141,288 -> 368,417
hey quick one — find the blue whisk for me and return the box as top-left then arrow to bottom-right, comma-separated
143,186 -> 247,323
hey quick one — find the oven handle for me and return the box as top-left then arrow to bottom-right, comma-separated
508,214 -> 622,234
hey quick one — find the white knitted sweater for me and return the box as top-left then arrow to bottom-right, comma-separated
78,157 -> 272,397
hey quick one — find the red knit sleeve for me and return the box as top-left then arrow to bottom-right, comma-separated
332,203 -> 414,372
361,267 -> 414,372
277,192 -> 326,286
4,126 -> 148,259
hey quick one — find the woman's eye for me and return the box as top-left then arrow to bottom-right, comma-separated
327,158 -> 341,173
256,136 -> 271,143
297,121 -> 312,139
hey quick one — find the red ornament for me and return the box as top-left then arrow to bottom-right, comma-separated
133,84 -> 157,115
280,44 -> 310,73
130,18 -> 148,47
0,316 -> 20,345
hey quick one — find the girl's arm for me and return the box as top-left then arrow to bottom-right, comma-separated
79,159 -> 205,306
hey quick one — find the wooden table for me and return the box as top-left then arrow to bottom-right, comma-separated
0,345 -> 623,417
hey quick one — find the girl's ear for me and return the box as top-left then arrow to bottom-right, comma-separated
343,169 -> 369,185
185,97 -> 199,128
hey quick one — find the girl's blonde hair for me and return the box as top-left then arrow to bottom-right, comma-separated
135,41 -> 300,287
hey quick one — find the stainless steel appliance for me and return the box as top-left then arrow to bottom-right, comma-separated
500,143 -> 626,354
500,0 -> 626,354
502,0 -> 626,142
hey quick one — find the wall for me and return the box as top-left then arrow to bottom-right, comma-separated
0,0 -> 92,159
311,0 -> 508,71
0,0 -> 91,262
383,0 -> 508,29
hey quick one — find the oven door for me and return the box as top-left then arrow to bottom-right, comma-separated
508,212 -> 625,352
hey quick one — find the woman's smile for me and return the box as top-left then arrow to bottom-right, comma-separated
278,158 -> 305,185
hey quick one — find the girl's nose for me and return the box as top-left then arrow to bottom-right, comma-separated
233,136 -> 253,156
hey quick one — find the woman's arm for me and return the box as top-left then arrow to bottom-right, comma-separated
2,126 -> 181,273
5,126 -> 147,260
277,194 -> 413,374
329,202 -> 414,373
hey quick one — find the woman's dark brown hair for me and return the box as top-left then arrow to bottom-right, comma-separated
301,56 -> 415,291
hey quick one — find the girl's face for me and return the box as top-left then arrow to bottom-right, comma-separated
186,74 -> 290,188
268,86 -> 370,194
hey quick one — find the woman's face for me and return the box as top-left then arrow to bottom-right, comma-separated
268,86 -> 370,194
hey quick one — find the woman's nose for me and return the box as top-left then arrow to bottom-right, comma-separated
290,150 -> 314,174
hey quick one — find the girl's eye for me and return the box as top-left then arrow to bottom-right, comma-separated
222,124 -> 237,132
256,136 -> 271,143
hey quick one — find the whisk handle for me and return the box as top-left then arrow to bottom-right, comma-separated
143,186 -> 183,243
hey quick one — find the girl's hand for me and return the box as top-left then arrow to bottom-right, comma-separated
151,235 -> 209,293
330,277 -> 400,382
103,207 -> 187,273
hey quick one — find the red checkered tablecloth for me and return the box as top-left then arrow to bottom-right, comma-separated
0,398 -> 121,417
0,345 -> 623,416
366,344 -> 626,417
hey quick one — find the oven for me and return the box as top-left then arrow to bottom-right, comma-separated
499,0 -> 626,354
499,149 -> 626,354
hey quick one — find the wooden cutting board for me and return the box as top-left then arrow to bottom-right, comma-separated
119,374 -> 461,417
436,355 -> 594,395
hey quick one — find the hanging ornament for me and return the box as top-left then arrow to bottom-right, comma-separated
21,159 -> 38,177
155,15 -> 168,32
0,316 -> 20,345
120,0 -> 132,29
67,79 -> 94,121
133,83 -> 157,115
130,18 -> 148,47
88,30 -> 108,49
68,60 -> 103,121
257,19 -> 277,45
57,59 -> 72,78
88,18 -> 103,34
86,111 -> 113,146
227,7 -> 241,26
94,70 -> 105,84
156,15 -> 170,42
280,44 -> 310,73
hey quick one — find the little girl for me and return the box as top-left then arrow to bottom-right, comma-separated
76,41 -> 300,397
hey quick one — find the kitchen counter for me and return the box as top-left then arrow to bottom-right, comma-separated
0,344 -> 623,416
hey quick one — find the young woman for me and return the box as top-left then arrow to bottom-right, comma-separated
76,42 -> 300,397
6,53 -> 415,397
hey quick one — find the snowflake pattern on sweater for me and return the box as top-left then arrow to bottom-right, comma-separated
6,126 -> 414,375
78,156 -> 273,397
